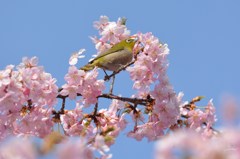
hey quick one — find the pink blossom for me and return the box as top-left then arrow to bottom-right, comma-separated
61,66 -> 105,106
155,129 -> 240,159
108,99 -> 125,114
60,106 -> 95,137
96,102 -> 127,145
61,84 -> 79,99
69,49 -> 86,66
63,66 -> 86,85
128,122 -> 164,141
95,16 -> 130,43
92,135 -> 111,157
204,99 -> 217,125
0,137 -> 37,159
0,57 -> 58,139
57,138 -> 93,159
60,101 -> 126,157
91,16 -> 130,55
151,84 -> 182,127
187,109 -> 205,128
125,32 -> 182,141
18,57 -> 58,107
127,32 -> 170,95
0,65 -> 13,88
93,15 -> 109,32
81,69 -> 105,106
17,56 -> 38,69
60,66 -> 105,106
180,99 -> 217,138
0,114 -> 16,140
60,66 -> 86,99
90,36 -> 112,54
13,107 -> 54,138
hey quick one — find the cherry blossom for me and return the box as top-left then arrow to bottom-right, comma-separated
91,16 -> 130,54
60,105 -> 95,138
60,66 -> 105,106
155,129 -> 240,159
0,16 -> 231,159
57,138 -> 93,159
96,108 -> 127,145
179,99 -> 217,138
18,56 -> 58,107
69,49 -> 86,66
13,106 -> 54,138
126,32 -> 182,141
0,57 -> 58,139
0,137 -> 37,159
0,65 -> 13,88
92,135 -> 112,158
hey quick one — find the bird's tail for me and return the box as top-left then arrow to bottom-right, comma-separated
80,63 -> 95,71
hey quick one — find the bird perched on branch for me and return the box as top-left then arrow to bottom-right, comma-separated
80,36 -> 138,72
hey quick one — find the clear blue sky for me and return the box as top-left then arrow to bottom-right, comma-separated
1,1 -> 240,159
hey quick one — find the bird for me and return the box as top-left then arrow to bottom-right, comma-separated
80,36 -> 138,72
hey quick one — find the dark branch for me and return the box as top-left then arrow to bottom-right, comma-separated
98,93 -> 154,106
60,97 -> 66,114
57,87 -> 154,107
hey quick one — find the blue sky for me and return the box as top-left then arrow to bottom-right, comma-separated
1,1 -> 240,159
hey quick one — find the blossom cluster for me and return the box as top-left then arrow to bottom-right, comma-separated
179,98 -> 217,138
0,135 -> 109,159
59,16 -> 184,156
155,129 -> 240,159
91,15 -> 130,54
60,66 -> 105,106
0,57 -> 58,139
0,16 -> 223,159
126,33 -> 182,141
60,99 -> 127,156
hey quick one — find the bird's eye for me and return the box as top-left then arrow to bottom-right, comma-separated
126,39 -> 132,43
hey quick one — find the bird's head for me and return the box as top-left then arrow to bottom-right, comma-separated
122,36 -> 139,51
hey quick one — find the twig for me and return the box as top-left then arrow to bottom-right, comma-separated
203,122 -> 221,134
57,93 -> 81,99
98,93 -> 154,106
57,87 -> 154,107
60,97 -> 66,114
93,102 -> 98,116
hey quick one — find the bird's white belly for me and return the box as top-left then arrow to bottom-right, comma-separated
99,49 -> 133,71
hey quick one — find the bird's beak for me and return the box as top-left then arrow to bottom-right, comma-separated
131,36 -> 144,47
130,36 -> 139,42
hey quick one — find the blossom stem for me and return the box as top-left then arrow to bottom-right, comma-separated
60,97 -> 66,114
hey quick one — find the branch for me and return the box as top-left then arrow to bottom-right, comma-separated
57,88 -> 154,107
98,93 -> 154,106
60,97 -> 66,114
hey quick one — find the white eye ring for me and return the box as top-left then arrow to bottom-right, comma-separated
126,39 -> 132,43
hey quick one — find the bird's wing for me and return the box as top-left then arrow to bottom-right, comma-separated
89,45 -> 123,64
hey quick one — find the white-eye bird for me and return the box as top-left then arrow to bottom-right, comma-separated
80,36 -> 138,72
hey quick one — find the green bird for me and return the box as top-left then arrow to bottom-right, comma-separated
80,36 -> 138,72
